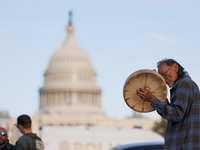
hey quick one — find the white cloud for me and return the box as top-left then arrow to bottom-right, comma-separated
150,32 -> 181,43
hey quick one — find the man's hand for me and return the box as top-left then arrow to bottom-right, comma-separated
136,88 -> 155,103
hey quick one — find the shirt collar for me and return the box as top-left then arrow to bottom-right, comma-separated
171,75 -> 188,89
1,140 -> 9,148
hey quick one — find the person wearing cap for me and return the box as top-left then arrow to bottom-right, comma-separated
15,114 -> 44,150
0,127 -> 15,150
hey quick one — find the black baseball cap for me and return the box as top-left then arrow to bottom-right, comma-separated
17,114 -> 31,125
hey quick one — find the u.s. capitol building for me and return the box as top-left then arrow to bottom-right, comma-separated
0,14 -> 163,149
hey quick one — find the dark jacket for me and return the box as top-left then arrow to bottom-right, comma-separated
16,133 -> 44,150
0,140 -> 15,150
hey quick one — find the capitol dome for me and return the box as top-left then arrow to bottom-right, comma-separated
37,16 -> 104,122
49,25 -> 94,70
41,23 -> 100,90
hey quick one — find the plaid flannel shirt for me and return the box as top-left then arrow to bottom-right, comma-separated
151,75 -> 200,150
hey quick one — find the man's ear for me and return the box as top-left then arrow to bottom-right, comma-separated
18,124 -> 22,129
173,63 -> 178,73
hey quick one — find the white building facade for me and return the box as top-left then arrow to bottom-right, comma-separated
0,15 -> 161,147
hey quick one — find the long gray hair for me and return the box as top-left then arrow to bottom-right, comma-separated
157,58 -> 188,79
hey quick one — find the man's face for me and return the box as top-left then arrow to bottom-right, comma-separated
0,128 -> 8,146
158,63 -> 178,87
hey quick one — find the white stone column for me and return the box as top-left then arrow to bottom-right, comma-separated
98,94 -> 101,107
86,93 -> 89,104
72,92 -> 77,104
94,93 -> 97,105
55,92 -> 57,105
40,93 -> 42,107
44,92 -> 47,106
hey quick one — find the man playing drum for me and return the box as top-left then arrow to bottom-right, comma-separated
137,58 -> 200,150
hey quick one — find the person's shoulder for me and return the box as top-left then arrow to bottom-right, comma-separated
17,135 -> 26,142
28,133 -> 40,139
6,143 -> 16,150
180,75 -> 193,84
6,143 -> 15,150
180,75 -> 199,88
19,134 -> 32,140
181,75 -> 191,81
31,133 -> 45,150
27,133 -> 43,143
17,134 -> 32,144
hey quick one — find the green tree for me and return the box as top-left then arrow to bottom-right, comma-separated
152,118 -> 167,137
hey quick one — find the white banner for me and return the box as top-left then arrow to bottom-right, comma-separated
41,126 -> 164,150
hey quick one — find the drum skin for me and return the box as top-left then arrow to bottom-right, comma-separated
123,69 -> 168,113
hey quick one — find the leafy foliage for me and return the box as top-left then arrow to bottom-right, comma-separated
152,118 -> 167,137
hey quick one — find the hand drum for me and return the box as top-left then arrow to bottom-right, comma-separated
123,69 -> 167,113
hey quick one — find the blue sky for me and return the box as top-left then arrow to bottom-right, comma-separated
1,0 -> 200,120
